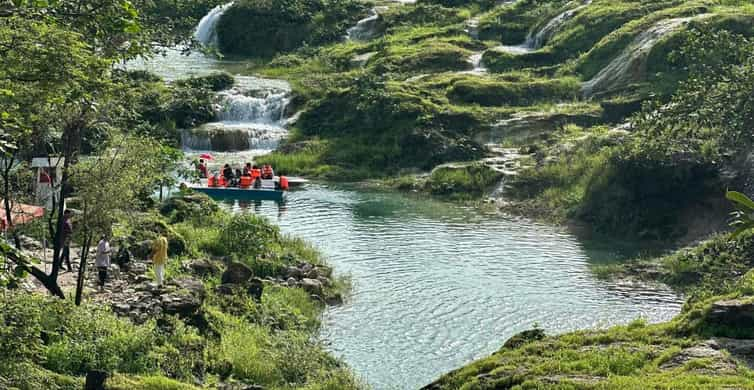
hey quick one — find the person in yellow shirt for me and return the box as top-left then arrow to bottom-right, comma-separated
151,235 -> 169,286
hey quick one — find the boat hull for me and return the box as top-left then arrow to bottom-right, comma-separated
191,186 -> 285,202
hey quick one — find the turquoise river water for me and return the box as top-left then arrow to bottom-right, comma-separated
224,184 -> 682,389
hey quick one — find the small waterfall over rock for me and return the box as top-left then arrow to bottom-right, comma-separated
215,87 -> 289,123
347,8 -> 386,41
581,16 -> 703,97
525,0 -> 591,49
194,3 -> 234,46
495,0 -> 590,55
182,76 -> 291,152
459,52 -> 488,75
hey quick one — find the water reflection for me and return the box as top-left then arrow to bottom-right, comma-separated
221,183 -> 683,390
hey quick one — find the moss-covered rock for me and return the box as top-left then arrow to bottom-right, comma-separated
447,76 -> 580,106
216,0 -> 369,57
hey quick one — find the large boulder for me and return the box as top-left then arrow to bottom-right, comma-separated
162,277 -> 206,317
185,259 -> 223,277
301,278 -> 323,296
221,262 -> 254,285
130,240 -> 153,260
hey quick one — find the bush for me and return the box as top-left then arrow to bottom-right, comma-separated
219,213 -> 281,259
44,308 -> 157,375
173,72 -> 234,92
160,193 -> 220,224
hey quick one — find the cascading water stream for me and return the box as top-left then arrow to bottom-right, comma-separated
181,76 -> 291,152
194,3 -> 234,46
347,8 -> 383,41
495,0 -> 591,55
581,16 -> 705,97
181,6 -> 293,153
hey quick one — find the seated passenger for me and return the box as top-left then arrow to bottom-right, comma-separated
261,164 -> 274,180
222,164 -> 234,182
251,165 -> 261,180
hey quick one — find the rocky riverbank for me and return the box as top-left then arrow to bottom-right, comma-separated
3,193 -> 360,390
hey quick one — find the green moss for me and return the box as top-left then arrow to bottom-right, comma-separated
426,163 -> 503,200
370,38 -> 474,74
447,76 -> 580,107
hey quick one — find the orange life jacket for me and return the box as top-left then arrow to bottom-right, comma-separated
262,165 -> 274,179
207,176 -> 217,187
240,176 -> 253,188
218,176 -> 226,187
251,169 -> 261,179
279,176 -> 289,190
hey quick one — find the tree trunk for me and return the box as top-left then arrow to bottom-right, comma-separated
74,233 -> 92,306
1,155 -> 22,249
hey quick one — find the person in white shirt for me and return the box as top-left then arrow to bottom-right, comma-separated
95,235 -> 112,292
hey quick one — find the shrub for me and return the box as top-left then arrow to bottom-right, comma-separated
219,213 -> 281,259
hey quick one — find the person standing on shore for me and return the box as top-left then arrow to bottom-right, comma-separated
60,209 -> 74,272
95,235 -> 111,292
151,235 -> 168,286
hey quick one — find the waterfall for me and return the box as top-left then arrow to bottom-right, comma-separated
495,0 -> 590,55
194,3 -> 234,46
459,52 -> 488,75
182,76 -> 292,152
181,123 -> 287,152
347,8 -> 383,41
525,0 -> 591,49
581,16 -> 703,97
215,88 -> 289,123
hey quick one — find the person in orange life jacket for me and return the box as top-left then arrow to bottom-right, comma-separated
261,164 -> 274,180
250,165 -> 261,180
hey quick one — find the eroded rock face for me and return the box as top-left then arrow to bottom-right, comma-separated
707,299 -> 754,329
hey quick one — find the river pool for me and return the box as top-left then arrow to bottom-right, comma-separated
222,184 -> 682,389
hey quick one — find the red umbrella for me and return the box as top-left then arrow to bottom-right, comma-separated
199,153 -> 214,161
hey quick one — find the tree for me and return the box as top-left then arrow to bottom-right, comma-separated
69,135 -> 165,305
0,5 -> 143,297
